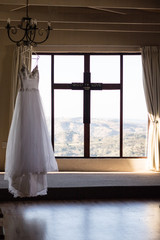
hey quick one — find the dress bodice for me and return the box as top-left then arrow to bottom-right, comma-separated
19,65 -> 39,91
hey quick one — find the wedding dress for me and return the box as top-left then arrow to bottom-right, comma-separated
5,65 -> 58,197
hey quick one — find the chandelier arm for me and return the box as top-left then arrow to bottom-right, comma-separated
19,30 -> 35,46
31,28 -> 51,45
7,27 -> 28,45
25,28 -> 36,43
6,28 -> 18,44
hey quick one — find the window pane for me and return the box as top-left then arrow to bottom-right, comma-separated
32,55 -> 52,136
54,90 -> 83,156
123,55 -> 148,157
90,55 -> 120,83
91,91 -> 120,157
54,55 -> 84,83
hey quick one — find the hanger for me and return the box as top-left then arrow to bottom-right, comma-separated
20,45 -> 32,55
32,49 -> 40,67
19,45 -> 39,68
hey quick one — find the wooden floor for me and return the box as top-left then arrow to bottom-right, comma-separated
0,199 -> 160,240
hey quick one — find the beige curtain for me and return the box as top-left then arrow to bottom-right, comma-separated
141,46 -> 160,171
9,45 -> 32,125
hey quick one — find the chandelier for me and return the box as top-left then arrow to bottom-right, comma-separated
6,0 -> 51,46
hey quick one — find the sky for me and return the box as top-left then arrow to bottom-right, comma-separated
32,54 -> 147,122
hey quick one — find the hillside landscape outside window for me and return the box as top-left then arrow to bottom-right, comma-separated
32,53 -> 148,158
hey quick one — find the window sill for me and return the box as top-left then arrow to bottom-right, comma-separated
56,158 -> 147,172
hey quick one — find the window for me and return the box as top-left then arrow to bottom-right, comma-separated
32,53 -> 148,158
123,56 -> 148,157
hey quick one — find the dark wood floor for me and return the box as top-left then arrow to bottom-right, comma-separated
0,199 -> 160,240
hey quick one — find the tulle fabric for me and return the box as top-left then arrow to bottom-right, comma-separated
7,173 -> 47,198
5,65 -> 58,197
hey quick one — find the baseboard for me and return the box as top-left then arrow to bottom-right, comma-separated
0,186 -> 160,201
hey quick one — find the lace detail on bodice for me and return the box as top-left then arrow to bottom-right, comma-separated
19,65 -> 39,91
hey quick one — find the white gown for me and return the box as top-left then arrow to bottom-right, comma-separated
5,65 -> 58,197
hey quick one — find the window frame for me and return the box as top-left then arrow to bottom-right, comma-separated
35,52 -> 148,159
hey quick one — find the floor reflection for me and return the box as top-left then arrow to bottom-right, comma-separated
2,205 -> 46,240
0,200 -> 160,240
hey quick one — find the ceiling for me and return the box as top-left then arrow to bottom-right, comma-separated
0,0 -> 160,33
0,0 -> 160,49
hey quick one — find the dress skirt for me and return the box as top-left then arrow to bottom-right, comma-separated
5,88 -> 58,197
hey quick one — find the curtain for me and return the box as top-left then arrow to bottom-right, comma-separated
141,46 -> 160,171
9,45 -> 32,125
